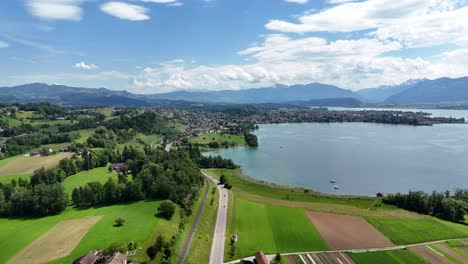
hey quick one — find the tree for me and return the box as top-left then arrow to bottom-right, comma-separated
224,183 -> 232,190
220,174 -> 227,185
114,218 -> 125,227
104,242 -> 127,255
157,201 -> 176,220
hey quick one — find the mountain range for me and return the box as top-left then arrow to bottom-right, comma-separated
1,77 -> 468,107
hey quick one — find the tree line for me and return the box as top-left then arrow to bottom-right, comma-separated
384,189 -> 468,223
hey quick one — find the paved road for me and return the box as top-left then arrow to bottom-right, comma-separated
176,176 -> 210,264
204,170 -> 229,264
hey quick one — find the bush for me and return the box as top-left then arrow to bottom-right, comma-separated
157,202 -> 176,220
114,217 -> 125,227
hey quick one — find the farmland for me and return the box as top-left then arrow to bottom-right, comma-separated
366,217 -> 468,245
227,197 -> 328,260
0,152 -> 73,177
350,249 -> 428,264
0,200 -> 181,264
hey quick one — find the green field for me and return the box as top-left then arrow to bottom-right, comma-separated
445,240 -> 468,258
0,155 -> 20,168
0,174 -> 31,184
62,166 -> 118,196
228,197 -> 328,260
351,249 -> 428,264
366,217 -> 468,245
185,181 -> 219,264
189,133 -> 246,147
206,169 -> 374,209
0,200 -> 180,264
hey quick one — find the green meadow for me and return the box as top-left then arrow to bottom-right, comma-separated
206,169 -> 375,209
351,249 -> 428,264
62,166 -> 119,197
0,200 -> 180,264
229,197 -> 328,260
189,133 -> 246,146
366,217 -> 468,245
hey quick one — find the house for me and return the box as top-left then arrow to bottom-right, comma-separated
30,151 -> 41,157
111,163 -> 130,174
376,192 -> 384,198
73,251 -> 104,264
105,252 -> 127,264
255,251 -> 269,264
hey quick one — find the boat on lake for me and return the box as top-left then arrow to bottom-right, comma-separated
334,185 -> 340,189
330,179 -> 336,183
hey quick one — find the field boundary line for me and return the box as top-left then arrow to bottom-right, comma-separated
225,237 -> 468,264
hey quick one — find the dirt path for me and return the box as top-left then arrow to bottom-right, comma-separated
176,176 -> 210,264
205,170 -> 229,264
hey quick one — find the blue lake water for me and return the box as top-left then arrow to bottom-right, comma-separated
207,122 -> 468,196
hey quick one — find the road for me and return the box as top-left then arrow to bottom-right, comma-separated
204,170 -> 229,264
176,176 -> 210,264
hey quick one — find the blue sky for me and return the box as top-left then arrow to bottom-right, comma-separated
0,0 -> 468,93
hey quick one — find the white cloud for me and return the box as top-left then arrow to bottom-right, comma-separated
25,0 -> 83,21
327,0 -> 360,4
0,41 -> 8,48
141,0 -> 177,3
265,0 -> 468,49
284,0 -> 309,4
74,61 -> 99,70
100,2 -> 150,21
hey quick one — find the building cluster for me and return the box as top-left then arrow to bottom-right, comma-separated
73,251 -> 134,264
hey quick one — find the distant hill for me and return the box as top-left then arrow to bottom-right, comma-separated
385,77 -> 468,105
288,97 -> 363,107
357,79 -> 424,103
149,83 -> 360,104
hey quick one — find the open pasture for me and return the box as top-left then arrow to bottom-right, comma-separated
0,152 -> 73,177
62,166 -> 118,196
189,133 -> 246,146
7,216 -> 102,264
0,200 -> 177,264
306,211 -> 393,250
366,217 -> 468,245
230,197 -> 328,259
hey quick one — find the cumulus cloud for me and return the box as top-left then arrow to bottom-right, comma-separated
100,2 -> 150,21
25,0 -> 83,21
74,61 -> 99,70
0,41 -> 8,48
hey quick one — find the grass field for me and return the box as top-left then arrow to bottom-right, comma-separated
0,200 -> 180,264
228,197 -> 328,260
0,155 -> 20,168
366,217 -> 468,245
74,129 -> 95,144
62,166 -> 118,196
8,216 -> 102,264
445,240 -> 468,258
189,133 -> 246,147
206,169 -> 375,209
351,249 -> 428,264
185,181 -> 219,264
0,152 -> 73,177
0,174 -> 31,185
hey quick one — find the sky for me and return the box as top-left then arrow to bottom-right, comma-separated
0,0 -> 468,93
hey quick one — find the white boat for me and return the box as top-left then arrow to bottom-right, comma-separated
330,179 -> 336,183
333,185 -> 340,189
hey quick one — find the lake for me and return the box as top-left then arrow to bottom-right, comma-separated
327,107 -> 468,121
206,122 -> 468,196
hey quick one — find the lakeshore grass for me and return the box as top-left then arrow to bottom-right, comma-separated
189,133 -> 246,146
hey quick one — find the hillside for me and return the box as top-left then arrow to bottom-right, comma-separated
149,83 -> 360,104
385,77 -> 468,105
357,79 -> 424,102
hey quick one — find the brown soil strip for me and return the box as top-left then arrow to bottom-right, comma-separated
410,246 -> 451,264
8,216 -> 102,264
460,247 -> 468,254
433,243 -> 468,263
306,211 -> 393,250
0,152 -> 73,177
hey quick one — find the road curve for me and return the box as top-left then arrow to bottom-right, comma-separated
204,170 -> 229,264
176,176 -> 210,264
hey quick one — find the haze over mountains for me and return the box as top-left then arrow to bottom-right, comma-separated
1,77 -> 468,107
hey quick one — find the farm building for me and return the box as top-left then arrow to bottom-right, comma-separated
105,252 -> 127,264
73,251 -> 104,264
255,251 -> 269,264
